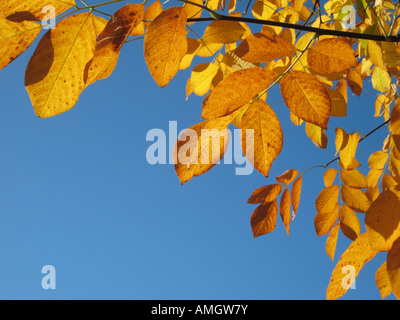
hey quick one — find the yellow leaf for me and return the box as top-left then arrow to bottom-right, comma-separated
382,42 -> 400,67
0,18 -> 41,70
326,87 -> 347,117
340,169 -> 368,189
202,20 -> 246,45
252,1 -> 277,20
308,38 -> 357,74
340,204 -> 361,241
247,184 -> 283,204
368,150 -> 389,170
234,30 -> 296,63
375,261 -> 392,299
371,66 -> 391,93
202,67 -> 277,120
390,98 -> 400,134
240,100 -> 283,177
334,127 -> 348,156
339,132 -> 361,170
92,16 -> 108,37
324,168 -> 338,187
143,0 -> 163,29
86,4 -> 144,86
382,173 -> 399,191
314,203 -> 340,236
326,233 -> 378,300
183,0 -> 203,20
367,40 -> 385,69
365,186 -> 380,203
280,70 -> 331,130
191,62 -> 220,96
347,67 -> 363,96
326,223 -> 340,261
365,185 -> 400,251
367,168 -> 384,188
291,176 -> 302,219
276,169 -> 299,185
195,40 -> 223,57
315,185 -> 340,215
180,37 -> 200,70
341,185 -> 370,213
305,122 -> 328,149
251,200 -> 278,238
387,238 -> 400,299
0,0 -> 75,21
173,113 -> 235,185
336,78 -> 347,103
25,12 -> 96,118
279,188 -> 291,235
144,7 -> 187,87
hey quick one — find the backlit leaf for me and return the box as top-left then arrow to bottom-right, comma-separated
347,67 -> 363,96
144,7 -> 188,87
375,261 -> 392,299
247,184 -> 283,204
280,70 -> 331,130
365,185 -> 400,251
315,185 -> 339,215
86,4 -> 144,86
324,168 -> 338,187
339,132 -> 361,170
279,188 -> 291,235
341,185 -> 370,213
368,150 -> 389,170
202,20 -> 246,45
240,99 -> 283,177
305,122 -> 328,149
307,38 -> 357,74
191,62 -> 220,96
143,0 -> 163,29
234,30 -> 296,63
326,233 -> 378,300
291,176 -> 302,219
25,12 -> 96,118
202,67 -> 277,120
340,204 -> 361,240
371,66 -> 391,93
387,238 -> 400,299
326,87 -> 347,117
276,169 -> 299,185
326,223 -> 340,261
340,169 -> 368,189
251,200 -> 278,238
315,203 -> 340,236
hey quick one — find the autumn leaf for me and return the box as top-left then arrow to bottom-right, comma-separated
0,0 -> 76,21
339,132 -> 361,170
247,184 -> 283,204
234,30 -> 296,63
291,176 -> 302,219
173,113 -> 235,184
201,67 -> 277,120
340,169 -> 368,189
387,238 -> 400,299
280,188 -> 291,235
314,203 -> 340,236
25,12 -> 96,118
305,122 -> 328,149
326,87 -> 347,117
365,185 -> 400,251
251,200 -> 278,238
315,185 -> 339,215
190,62 -> 220,96
240,99 -> 283,177
326,223 -> 340,261
144,7 -> 188,87
339,204 -> 361,241
323,168 -> 338,187
202,20 -> 246,45
326,233 -> 378,300
307,38 -> 357,74
280,70 -> 331,130
86,4 -> 144,86
276,169 -> 299,185
143,0 -> 163,29
183,0 -> 203,21
341,185 -> 370,213
371,66 -> 391,93
0,18 -> 41,71
347,67 -> 363,96
375,261 -> 392,299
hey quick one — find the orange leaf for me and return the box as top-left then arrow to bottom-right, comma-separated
347,67 -> 363,96
368,150 -> 389,170
340,169 -> 368,189
202,67 -> 277,120
326,233 -> 378,300
334,127 -> 348,156
365,185 -> 400,251
173,114 -> 234,184
234,30 -> 296,63
291,176 -> 303,219
387,238 -> 400,299
339,204 -> 361,241
367,168 -> 384,188
240,100 -> 283,177
86,4 -> 144,86
326,223 -> 340,261
280,188 -> 291,235
276,169 -> 299,185
202,20 -> 246,44
375,261 -> 392,299
323,168 -> 338,187
247,184 -> 283,204
315,185 -> 339,215
0,18 -> 41,70
307,38 -> 357,74
341,185 -> 371,213
340,132 -> 361,170
144,7 -> 188,87
305,122 -> 328,148
280,70 -> 331,129
314,203 -> 340,236
143,0 -> 163,29
251,200 -> 278,238
183,0 -> 203,20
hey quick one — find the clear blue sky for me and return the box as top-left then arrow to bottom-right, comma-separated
0,0 -> 396,300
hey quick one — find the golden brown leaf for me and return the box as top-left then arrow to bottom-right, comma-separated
0,18 -> 41,70
323,168 -> 338,187
326,223 -> 340,261
347,67 -> 363,96
276,169 -> 299,185
305,122 -> 328,149
291,176 -> 302,219
387,238 -> 400,299
375,261 -> 392,299
314,203 -> 340,236
86,4 -> 144,86
25,12 -> 96,118
234,30 -> 296,63
202,67 -> 277,120
365,185 -> 400,251
240,100 -> 283,177
326,87 -> 347,117
247,184 -> 283,204
144,7 -> 188,87
280,70 -> 331,130
251,200 -> 278,238
339,132 -> 361,170
280,188 -> 291,235
340,204 -> 361,241
307,38 -> 357,74
341,185 -> 371,213
340,169 -> 368,189
326,233 -> 378,300
315,185 -> 339,215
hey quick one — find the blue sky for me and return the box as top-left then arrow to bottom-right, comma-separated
0,0 -> 396,300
